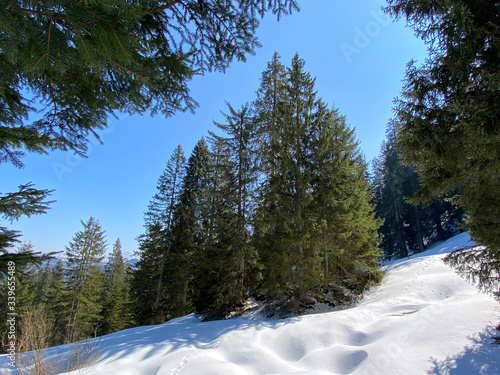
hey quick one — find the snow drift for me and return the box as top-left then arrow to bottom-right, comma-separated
2,233 -> 499,375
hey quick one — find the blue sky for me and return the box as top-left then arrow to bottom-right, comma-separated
2,0 -> 428,258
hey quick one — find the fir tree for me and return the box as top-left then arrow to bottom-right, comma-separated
254,54 -> 322,307
254,53 -> 382,312
372,123 -> 464,260
13,242 -> 38,314
65,217 -> 107,342
0,184 -> 55,275
0,0 -> 299,164
34,261 -> 53,306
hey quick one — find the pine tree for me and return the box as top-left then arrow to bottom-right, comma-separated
65,217 -> 107,342
101,238 -> 133,334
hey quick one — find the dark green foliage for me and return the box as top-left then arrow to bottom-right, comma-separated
253,54 -> 382,312
372,124 -> 464,260
131,223 -> 167,324
385,0 -> 500,294
0,183 -> 56,273
101,238 -> 133,334
65,217 -> 107,342
133,145 -> 186,324
45,260 -> 69,346
311,107 -> 382,293
0,0 -> 298,164
132,54 -> 382,321
194,106 -> 259,319
0,0 -> 298,295
168,139 -> 212,318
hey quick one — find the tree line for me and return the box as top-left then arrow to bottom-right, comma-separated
132,53 -> 383,323
1,53 -> 384,348
0,221 -> 133,348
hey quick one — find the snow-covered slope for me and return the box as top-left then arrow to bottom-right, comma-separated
2,233 -> 499,375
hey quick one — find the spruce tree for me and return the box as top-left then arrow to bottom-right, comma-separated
44,260 -> 68,346
167,139 -> 212,318
253,53 -> 382,312
65,217 -> 107,342
1,1 -> 298,279
197,103 -> 258,318
0,0 -> 299,164
385,0 -> 500,294
34,261 -> 53,306
311,106 -> 381,291
135,145 -> 186,324
13,242 -> 38,314
372,123 -> 464,260
254,54 -> 323,307
101,238 -> 132,334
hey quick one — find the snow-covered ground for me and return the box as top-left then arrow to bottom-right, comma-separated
2,233 -> 499,375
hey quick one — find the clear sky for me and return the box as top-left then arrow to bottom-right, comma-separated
2,0 -> 428,259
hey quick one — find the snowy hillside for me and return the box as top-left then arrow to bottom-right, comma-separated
2,233 -> 499,375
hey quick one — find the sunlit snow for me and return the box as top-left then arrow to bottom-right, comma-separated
2,233 -> 499,375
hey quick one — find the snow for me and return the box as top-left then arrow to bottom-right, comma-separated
2,233 -> 499,375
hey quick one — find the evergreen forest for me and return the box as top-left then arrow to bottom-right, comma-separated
1,0 -> 499,361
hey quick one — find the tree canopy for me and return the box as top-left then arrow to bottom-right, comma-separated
0,0 -> 299,163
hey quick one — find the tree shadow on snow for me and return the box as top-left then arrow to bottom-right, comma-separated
65,313 -> 298,366
427,326 -> 500,375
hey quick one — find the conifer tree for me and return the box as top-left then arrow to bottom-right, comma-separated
65,217 -> 107,342
34,261 -> 53,306
372,123 -> 464,260
101,238 -> 132,334
44,260 -> 68,346
167,139 -> 212,318
254,52 -> 287,179
311,106 -> 381,290
0,0 -> 299,165
0,0 -> 298,279
254,54 -> 323,306
13,242 -> 38,314
385,0 -> 500,294
135,145 -> 186,324
131,223 -> 165,324
253,53 -> 382,312
198,103 -> 258,318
